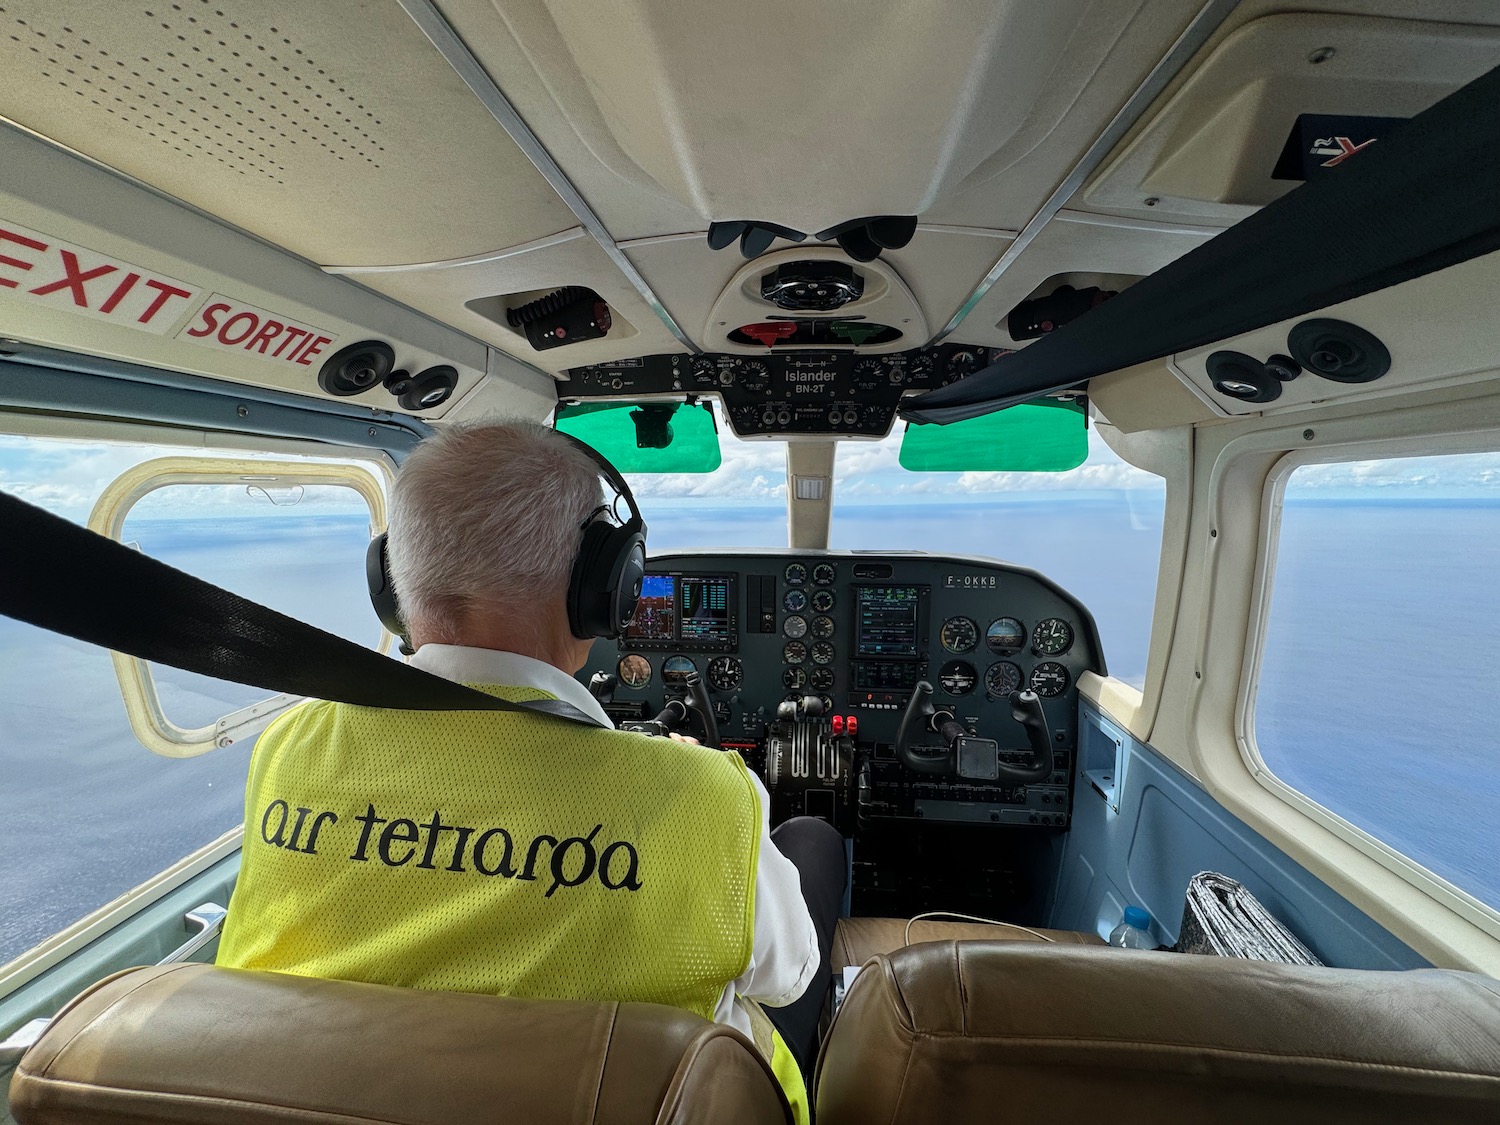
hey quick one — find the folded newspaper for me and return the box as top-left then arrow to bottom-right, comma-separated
1175,871 -> 1322,965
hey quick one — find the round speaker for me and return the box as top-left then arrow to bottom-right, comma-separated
1207,351 -> 1280,403
1288,319 -> 1390,383
398,365 -> 457,412
317,340 -> 395,397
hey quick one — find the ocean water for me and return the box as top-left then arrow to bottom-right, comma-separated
2,498 -> 1498,965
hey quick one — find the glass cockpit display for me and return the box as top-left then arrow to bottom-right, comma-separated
623,572 -> 737,650
854,584 -> 926,658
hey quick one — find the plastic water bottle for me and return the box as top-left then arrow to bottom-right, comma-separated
1108,905 -> 1154,949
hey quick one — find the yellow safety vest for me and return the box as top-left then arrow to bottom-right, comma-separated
219,684 -> 809,1123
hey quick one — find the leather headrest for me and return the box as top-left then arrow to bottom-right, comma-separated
816,941 -> 1500,1124
9,963 -> 790,1125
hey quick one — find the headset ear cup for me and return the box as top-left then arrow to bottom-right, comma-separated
365,534 -> 412,654
569,518 -> 648,640
613,534 -> 646,632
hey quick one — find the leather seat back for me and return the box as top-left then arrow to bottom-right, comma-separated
816,941 -> 1500,1124
9,963 -> 790,1125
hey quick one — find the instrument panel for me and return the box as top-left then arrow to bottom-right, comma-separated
579,552 -> 1104,833
564,345 -> 1006,438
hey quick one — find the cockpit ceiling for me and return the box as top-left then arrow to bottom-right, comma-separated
0,0 -> 577,266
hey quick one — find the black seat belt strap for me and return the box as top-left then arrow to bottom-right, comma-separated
0,490 -> 606,729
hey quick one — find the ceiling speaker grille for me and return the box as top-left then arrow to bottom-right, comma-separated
0,0 -> 386,183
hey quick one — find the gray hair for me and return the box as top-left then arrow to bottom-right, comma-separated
387,420 -> 603,636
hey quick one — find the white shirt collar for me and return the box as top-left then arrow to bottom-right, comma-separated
408,644 -> 613,728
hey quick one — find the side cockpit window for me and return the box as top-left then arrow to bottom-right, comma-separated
0,433 -> 388,969
1251,449 -> 1500,918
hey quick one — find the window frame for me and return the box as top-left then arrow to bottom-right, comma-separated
87,455 -> 390,757
1238,434 -> 1500,935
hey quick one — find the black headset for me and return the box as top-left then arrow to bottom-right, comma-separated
366,430 -> 647,654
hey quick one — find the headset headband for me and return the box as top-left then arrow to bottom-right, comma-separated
554,428 -> 644,529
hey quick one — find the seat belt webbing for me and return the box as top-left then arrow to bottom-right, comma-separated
0,490 -> 605,728
902,62 -> 1500,424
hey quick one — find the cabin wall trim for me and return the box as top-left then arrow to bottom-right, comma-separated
1153,382 -> 1500,973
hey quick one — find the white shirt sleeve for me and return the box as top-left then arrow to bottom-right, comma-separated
729,772 -> 821,1008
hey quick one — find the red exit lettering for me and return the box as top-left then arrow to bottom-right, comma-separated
0,219 -> 199,334
179,294 -> 337,366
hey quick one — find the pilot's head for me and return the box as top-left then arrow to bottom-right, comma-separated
388,420 -> 604,669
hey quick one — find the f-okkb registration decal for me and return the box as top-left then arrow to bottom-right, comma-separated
0,219 -> 200,333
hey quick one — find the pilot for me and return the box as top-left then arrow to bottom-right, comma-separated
217,420 -> 843,1122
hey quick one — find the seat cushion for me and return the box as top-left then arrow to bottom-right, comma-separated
816,940 -> 1500,1124
9,963 -> 791,1125
831,915 -> 1102,970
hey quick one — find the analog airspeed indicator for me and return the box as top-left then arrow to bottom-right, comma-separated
1029,662 -> 1071,698
940,616 -> 978,653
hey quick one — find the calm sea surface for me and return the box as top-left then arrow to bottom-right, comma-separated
2,498 -> 1496,963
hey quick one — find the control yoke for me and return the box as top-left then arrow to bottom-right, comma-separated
619,672 -> 720,749
895,680 -> 1054,784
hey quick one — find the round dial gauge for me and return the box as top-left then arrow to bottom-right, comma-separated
783,614 -> 808,639
939,660 -> 977,696
986,617 -> 1026,655
662,655 -> 697,686
783,641 -> 807,664
1032,618 -> 1074,656
736,360 -> 770,393
984,661 -> 1022,699
811,588 -> 835,613
811,641 -> 835,666
906,352 -> 935,383
812,563 -> 837,586
811,615 -> 836,639
784,562 -> 807,586
707,656 -> 743,692
810,667 -> 835,691
940,616 -> 979,654
784,589 -> 808,613
851,358 -> 886,393
617,654 -> 652,689
945,349 -> 982,383
1030,662 -> 1071,698
782,666 -> 807,691
690,357 -> 720,388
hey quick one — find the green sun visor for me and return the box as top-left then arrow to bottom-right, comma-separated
898,398 -> 1087,472
555,401 -> 723,473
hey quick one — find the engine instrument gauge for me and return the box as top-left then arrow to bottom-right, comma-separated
1029,662 -> 1070,698
736,360 -> 770,393
811,641 -> 835,665
811,589 -> 835,613
662,655 -> 697,685
940,616 -> 978,653
707,656 -> 743,692
907,352 -> 935,382
782,666 -> 807,691
783,615 -> 808,639
784,589 -> 808,613
945,349 -> 982,383
690,357 -> 720,388
851,358 -> 886,392
784,562 -> 807,586
812,563 -> 837,586
985,617 -> 1026,655
810,667 -> 835,691
939,660 -> 977,696
984,661 -> 1022,699
1031,619 -> 1074,656
811,615 -> 836,639
783,641 -> 807,664
617,654 -> 652,689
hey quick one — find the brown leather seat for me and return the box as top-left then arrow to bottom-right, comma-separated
831,915 -> 1102,971
816,941 -> 1500,1124
9,963 -> 791,1125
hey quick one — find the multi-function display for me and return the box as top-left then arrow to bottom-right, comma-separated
622,573 -> 737,651
854,585 -> 925,657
